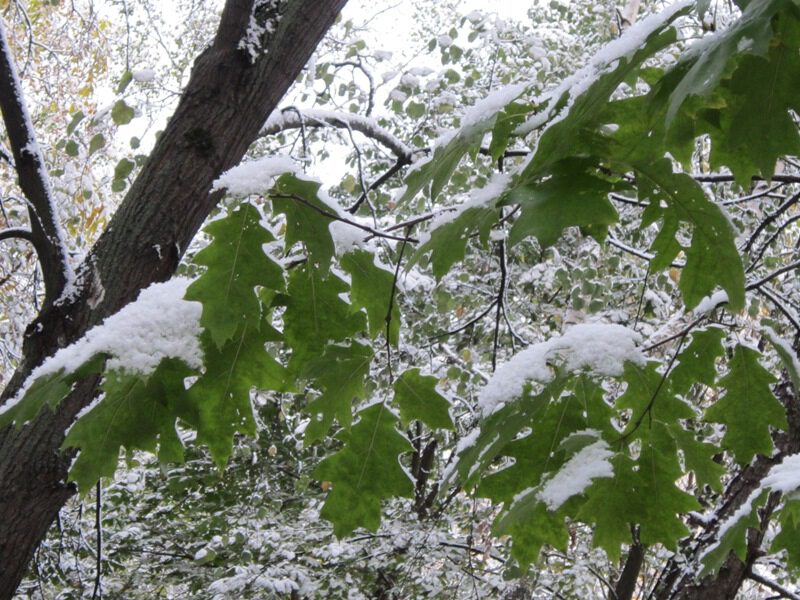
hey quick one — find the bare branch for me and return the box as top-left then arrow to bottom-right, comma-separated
747,571 -> 800,600
261,107 -> 413,159
0,19 -> 71,306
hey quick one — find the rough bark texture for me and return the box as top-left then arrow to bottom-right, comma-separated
0,1 -> 347,596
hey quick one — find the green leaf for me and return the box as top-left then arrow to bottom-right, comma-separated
283,265 -> 366,371
184,321 -> 286,467
409,206 -> 497,280
64,140 -> 80,157
701,490 -> 768,574
0,355 -> 106,428
579,441 -> 698,560
396,86 -> 524,206
705,344 -> 788,464
63,359 -> 192,491
447,376 -> 568,490
635,159 -> 745,311
186,203 -> 284,349
116,70 -> 133,94
505,160 -> 620,248
316,402 -> 414,536
773,500 -> 800,573
66,110 -> 85,135
493,497 -> 572,567
661,0 -> 787,126
111,99 -> 135,125
693,10 -> 800,185
272,174 -> 336,272
478,376 -> 614,505
669,326 -> 726,395
392,368 -> 453,430
340,249 -> 399,343
88,133 -> 105,155
488,101 -> 530,161
668,424 -> 725,492
303,342 -> 374,443
113,158 -> 135,182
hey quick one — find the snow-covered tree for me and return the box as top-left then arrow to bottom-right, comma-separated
2,0 -> 800,598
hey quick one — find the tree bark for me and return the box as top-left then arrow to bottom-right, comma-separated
0,1 -> 347,596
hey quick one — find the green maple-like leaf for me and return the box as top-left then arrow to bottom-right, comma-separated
579,439 -> 698,561
392,368 -> 453,430
488,101 -> 530,161
185,203 -> 284,349
668,424 -> 725,492
505,159 -> 620,248
661,0 -> 786,126
409,206 -> 497,280
340,249 -> 399,343
283,265 -> 366,371
494,497 -> 572,567
63,359 -> 192,491
397,86 -> 525,206
635,159 -> 744,311
773,500 -> 800,573
302,341 -> 374,443
669,327 -> 726,395
573,363 -> 700,559
316,402 -> 414,537
184,321 -> 286,467
705,344 -> 787,465
708,28 -> 800,184
272,173 -> 337,272
478,376 -> 614,505
0,354 -> 106,428
446,377 -> 568,491
700,489 -> 768,574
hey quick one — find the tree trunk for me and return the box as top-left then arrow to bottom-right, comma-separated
0,1 -> 347,596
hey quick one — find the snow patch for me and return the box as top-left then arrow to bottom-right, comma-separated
2,278 -> 203,419
479,323 -> 645,416
537,439 -> 614,510
693,290 -> 729,315
212,155 -> 299,195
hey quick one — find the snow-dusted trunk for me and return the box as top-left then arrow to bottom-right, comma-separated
0,1 -> 346,595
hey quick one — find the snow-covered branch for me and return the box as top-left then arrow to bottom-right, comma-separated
261,107 -> 413,159
0,18 -> 71,307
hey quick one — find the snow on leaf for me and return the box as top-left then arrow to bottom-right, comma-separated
479,323 -> 644,417
396,83 -> 526,206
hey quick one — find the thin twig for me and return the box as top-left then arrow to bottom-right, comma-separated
385,229 -> 409,382
746,259 -> 800,291
269,192 -> 416,243
91,481 -> 102,600
492,239 -> 508,372
747,570 -> 800,600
